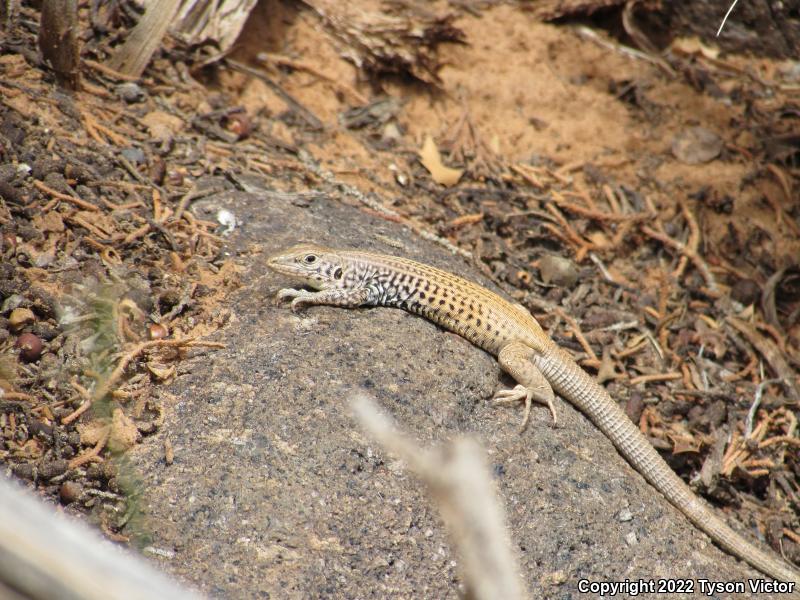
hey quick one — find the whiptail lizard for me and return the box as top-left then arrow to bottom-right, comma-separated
267,243 -> 800,588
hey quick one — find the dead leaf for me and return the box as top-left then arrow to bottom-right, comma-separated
17,438 -> 44,459
670,435 -> 701,454
671,127 -> 722,165
596,347 -> 617,384
39,211 -> 65,233
141,111 -> 184,143
419,135 -> 463,187
109,408 -> 140,452
78,419 -> 111,446
670,36 -> 720,60
147,362 -> 176,380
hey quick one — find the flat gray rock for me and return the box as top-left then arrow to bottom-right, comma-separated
131,191 -> 775,598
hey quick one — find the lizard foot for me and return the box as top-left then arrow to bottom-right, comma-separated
492,384 -> 558,430
276,288 -> 314,311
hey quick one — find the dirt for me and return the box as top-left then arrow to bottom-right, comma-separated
1,0 -> 799,598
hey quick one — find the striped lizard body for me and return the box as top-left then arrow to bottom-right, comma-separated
267,243 -> 800,588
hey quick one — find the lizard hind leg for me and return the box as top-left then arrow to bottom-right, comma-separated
494,341 -> 558,429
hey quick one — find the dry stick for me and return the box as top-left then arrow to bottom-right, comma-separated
675,198 -> 699,280
785,529 -> 800,545
351,395 -> 526,600
83,58 -> 140,82
553,195 -> 652,223
554,308 -> 598,363
722,354 -> 758,383
1,392 -> 35,401
82,112 -> 106,144
761,436 -> 800,448
256,52 -> 368,104
511,163 -> 545,188
38,0 -> 80,89
33,180 -> 99,212
758,320 -> 789,353
544,201 -> 587,249
172,185 -> 225,223
225,59 -> 324,130
727,317 -> 799,401
61,380 -> 94,425
745,377 -> 781,437
123,223 -> 151,245
89,117 -> 129,147
629,372 -> 682,385
69,213 -> 112,238
721,416 -> 773,477
602,184 -> 621,214
640,224 -> 719,295
68,428 -> 110,469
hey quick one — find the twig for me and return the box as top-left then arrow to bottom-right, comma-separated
640,224 -> 719,295
351,395 -> 526,600
68,427 -> 110,469
225,59 -> 324,130
553,194 -> 652,223
555,308 -> 598,363
726,317 -> 799,401
0,392 -> 35,401
83,58 -> 140,82
61,379 -> 94,425
630,372 -> 682,385
256,52 -> 368,104
33,180 -> 99,212
761,436 -> 800,448
745,378 -> 781,438
172,185 -> 225,223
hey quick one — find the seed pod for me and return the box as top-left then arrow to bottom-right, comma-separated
16,332 -> 43,362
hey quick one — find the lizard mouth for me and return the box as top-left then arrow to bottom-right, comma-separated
265,252 -> 299,275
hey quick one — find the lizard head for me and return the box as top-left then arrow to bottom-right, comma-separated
267,243 -> 345,290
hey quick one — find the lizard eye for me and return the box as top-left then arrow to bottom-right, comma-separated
303,254 -> 317,264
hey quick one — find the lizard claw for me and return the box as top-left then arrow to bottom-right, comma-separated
276,288 -> 314,312
290,297 -> 309,312
492,384 -> 558,430
276,288 -> 301,302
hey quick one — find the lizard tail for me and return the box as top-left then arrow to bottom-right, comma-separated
537,344 -> 800,588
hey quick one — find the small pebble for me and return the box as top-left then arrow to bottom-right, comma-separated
672,127 -> 722,164
8,307 -> 35,330
538,255 -> 578,288
116,82 -> 147,103
39,459 -> 68,479
59,481 -> 82,505
121,147 -> 146,165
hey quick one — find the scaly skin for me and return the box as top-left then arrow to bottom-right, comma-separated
267,243 -> 800,588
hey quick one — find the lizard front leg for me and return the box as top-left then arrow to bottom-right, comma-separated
276,287 -> 370,311
494,341 -> 558,428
